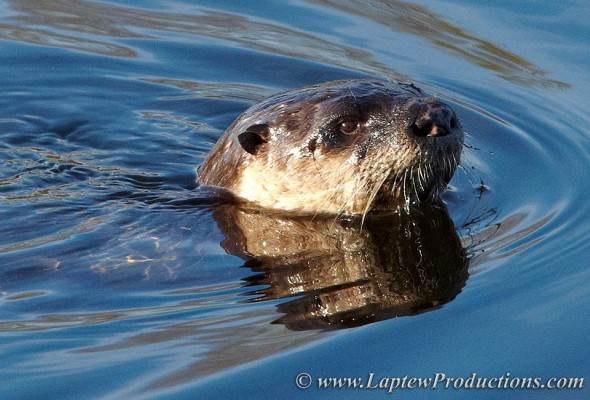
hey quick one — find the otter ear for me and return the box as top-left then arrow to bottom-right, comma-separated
238,124 -> 270,155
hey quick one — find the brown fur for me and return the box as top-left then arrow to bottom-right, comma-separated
198,79 -> 463,215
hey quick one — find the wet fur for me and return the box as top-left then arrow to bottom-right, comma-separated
198,79 -> 464,216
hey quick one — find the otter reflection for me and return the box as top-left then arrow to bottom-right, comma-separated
212,201 -> 468,331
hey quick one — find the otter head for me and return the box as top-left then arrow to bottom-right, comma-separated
198,80 -> 464,215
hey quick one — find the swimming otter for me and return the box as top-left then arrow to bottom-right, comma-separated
198,79 -> 463,215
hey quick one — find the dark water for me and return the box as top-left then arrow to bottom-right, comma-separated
1,1 -> 589,399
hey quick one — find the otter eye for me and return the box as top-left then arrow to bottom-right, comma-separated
338,120 -> 358,134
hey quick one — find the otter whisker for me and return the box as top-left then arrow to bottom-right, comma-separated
330,170 -> 376,230
361,170 -> 391,228
335,166 -> 369,214
403,170 -> 412,212
452,153 -> 459,176
329,168 -> 371,225
391,171 -> 403,200
402,169 -> 410,208
411,166 -> 421,201
418,164 -> 426,192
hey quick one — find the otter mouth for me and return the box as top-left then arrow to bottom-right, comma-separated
368,138 -> 462,211
349,128 -> 462,216
369,168 -> 447,210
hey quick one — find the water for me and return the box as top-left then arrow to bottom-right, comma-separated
1,1 -> 589,399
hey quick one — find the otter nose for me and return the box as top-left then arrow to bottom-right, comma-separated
409,101 -> 458,138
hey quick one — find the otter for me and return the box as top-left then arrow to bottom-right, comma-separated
198,79 -> 463,215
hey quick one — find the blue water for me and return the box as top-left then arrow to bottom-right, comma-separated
1,1 -> 589,399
